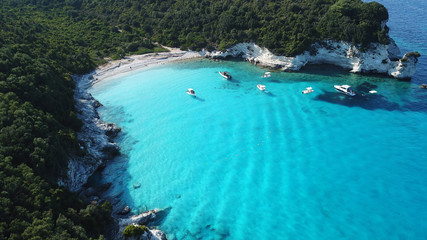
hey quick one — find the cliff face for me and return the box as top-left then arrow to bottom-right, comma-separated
58,74 -> 121,191
201,39 -> 418,79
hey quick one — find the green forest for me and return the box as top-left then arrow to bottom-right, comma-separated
0,0 -> 389,239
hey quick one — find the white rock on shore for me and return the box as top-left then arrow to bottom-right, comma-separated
116,209 -> 167,240
200,39 -> 418,79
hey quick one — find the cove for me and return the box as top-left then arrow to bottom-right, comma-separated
88,59 -> 427,240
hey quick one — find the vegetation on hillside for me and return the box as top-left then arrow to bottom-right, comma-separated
0,0 -> 390,238
77,0 -> 389,55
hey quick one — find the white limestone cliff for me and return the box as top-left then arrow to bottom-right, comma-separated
200,39 -> 418,79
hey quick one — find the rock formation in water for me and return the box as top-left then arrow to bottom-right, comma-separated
117,209 -> 167,240
201,39 -> 419,79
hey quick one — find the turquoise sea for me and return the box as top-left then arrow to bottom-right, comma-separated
89,1 -> 427,239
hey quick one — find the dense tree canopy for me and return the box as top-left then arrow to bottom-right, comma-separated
71,0 -> 389,55
0,0 -> 390,238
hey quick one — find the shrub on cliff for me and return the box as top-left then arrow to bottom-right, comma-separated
123,225 -> 149,239
401,51 -> 421,62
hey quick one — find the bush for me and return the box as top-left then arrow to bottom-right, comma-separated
401,51 -> 421,62
123,225 -> 148,239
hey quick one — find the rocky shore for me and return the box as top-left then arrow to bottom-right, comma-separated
58,73 -> 121,191
201,39 -> 419,79
61,73 -> 168,239
86,39 -> 419,86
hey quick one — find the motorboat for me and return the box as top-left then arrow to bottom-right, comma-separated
369,90 -> 377,94
302,87 -> 314,94
334,85 -> 356,96
219,71 -> 232,79
262,72 -> 271,78
257,84 -> 266,91
186,88 -> 196,96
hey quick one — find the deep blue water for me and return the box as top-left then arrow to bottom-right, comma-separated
89,2 -> 427,239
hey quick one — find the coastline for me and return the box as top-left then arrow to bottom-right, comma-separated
90,39 -> 419,88
69,47 -> 200,191
69,47 -> 200,240
69,39 -> 419,239
92,47 -> 202,85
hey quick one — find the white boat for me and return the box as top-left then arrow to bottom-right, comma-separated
334,85 -> 356,96
257,84 -> 266,91
369,90 -> 377,94
219,71 -> 232,79
262,72 -> 271,78
186,88 -> 196,96
302,87 -> 314,94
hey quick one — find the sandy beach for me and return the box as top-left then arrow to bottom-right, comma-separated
92,47 -> 203,83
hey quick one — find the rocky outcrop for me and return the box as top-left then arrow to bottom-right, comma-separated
118,206 -> 131,215
118,209 -> 158,227
58,73 -> 121,191
149,229 -> 167,240
115,209 -> 167,240
389,52 -> 419,79
200,39 -> 419,79
101,123 -> 122,139
121,227 -> 167,240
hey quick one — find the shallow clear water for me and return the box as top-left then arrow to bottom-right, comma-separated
89,2 -> 427,239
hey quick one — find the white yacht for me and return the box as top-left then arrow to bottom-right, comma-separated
302,87 -> 314,94
186,88 -> 196,96
334,85 -> 356,96
219,71 -> 232,79
257,84 -> 266,91
262,72 -> 271,78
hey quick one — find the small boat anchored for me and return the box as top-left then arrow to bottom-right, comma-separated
219,71 -> 232,79
302,87 -> 314,94
262,72 -> 271,78
257,84 -> 266,91
186,88 -> 196,97
334,85 -> 356,96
